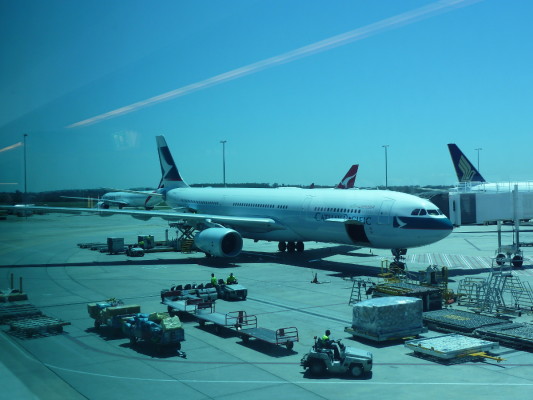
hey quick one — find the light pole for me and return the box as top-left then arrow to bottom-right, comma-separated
382,145 -> 389,188
23,134 -> 28,204
220,140 -> 227,187
475,147 -> 482,172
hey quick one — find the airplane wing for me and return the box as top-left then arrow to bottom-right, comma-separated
61,196 -> 129,207
0,205 -> 286,233
103,188 -> 164,197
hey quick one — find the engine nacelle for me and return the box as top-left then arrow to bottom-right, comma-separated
194,228 -> 243,257
131,214 -> 153,221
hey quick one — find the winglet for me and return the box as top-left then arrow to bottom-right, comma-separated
336,165 -> 359,189
447,144 -> 486,182
156,135 -> 189,189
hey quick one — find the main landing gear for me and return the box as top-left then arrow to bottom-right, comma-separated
389,248 -> 407,271
278,241 -> 305,252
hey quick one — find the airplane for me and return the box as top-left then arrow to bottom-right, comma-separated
336,164 -> 358,189
2,136 -> 453,267
448,143 -> 533,192
62,189 -> 163,210
308,164 -> 358,189
448,143 -> 486,183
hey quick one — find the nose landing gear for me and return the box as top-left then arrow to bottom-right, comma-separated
389,248 -> 407,271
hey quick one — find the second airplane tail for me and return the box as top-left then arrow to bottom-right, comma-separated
156,135 -> 189,190
447,143 -> 486,183
336,165 -> 359,189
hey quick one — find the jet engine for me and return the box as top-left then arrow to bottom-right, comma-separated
194,228 -> 243,257
96,201 -> 110,209
131,214 -> 153,221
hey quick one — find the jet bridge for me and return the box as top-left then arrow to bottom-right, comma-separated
449,184 -> 533,266
448,183 -> 533,226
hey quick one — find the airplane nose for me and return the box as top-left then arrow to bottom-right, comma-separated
434,217 -> 454,239
437,217 -> 453,231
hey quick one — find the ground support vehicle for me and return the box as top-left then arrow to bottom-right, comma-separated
163,298 -> 298,350
216,282 -> 247,300
126,246 -> 144,257
122,312 -> 185,353
301,338 -> 373,377
161,283 -> 218,303
87,300 -> 141,334
236,313 -> 298,350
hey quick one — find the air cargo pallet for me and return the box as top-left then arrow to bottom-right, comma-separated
0,303 -> 42,323
344,325 -> 427,342
0,290 -> 28,303
9,316 -> 70,337
423,309 -> 508,334
405,334 -> 502,363
475,323 -> 533,350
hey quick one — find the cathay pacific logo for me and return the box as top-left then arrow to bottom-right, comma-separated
458,155 -> 475,182
393,216 -> 407,228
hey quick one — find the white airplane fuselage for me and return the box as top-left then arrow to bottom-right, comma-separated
101,191 -> 161,208
165,187 -> 453,249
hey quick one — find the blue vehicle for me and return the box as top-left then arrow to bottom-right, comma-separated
122,312 -> 185,353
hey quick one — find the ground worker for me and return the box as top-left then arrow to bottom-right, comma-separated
320,329 -> 340,359
321,329 -> 332,346
227,273 -> 237,284
210,273 -> 217,286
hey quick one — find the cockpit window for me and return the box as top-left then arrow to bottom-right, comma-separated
427,209 -> 440,215
411,209 -> 420,215
419,209 -> 427,216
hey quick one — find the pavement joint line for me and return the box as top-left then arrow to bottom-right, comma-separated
247,297 -> 349,324
40,365 -> 533,386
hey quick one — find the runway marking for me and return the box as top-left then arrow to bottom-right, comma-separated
459,255 -> 473,269
408,253 -> 532,271
44,365 -> 533,386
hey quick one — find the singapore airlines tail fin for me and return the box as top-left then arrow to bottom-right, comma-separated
336,164 -> 359,189
156,135 -> 189,189
447,144 -> 486,183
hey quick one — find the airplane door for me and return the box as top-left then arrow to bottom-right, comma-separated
301,196 -> 314,219
378,200 -> 394,224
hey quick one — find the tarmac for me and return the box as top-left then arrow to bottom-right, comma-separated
1,213 -> 533,400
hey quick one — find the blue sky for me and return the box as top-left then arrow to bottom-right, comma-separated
1,0 -> 532,192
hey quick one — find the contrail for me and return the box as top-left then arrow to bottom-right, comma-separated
67,0 -> 480,129
0,142 -> 22,153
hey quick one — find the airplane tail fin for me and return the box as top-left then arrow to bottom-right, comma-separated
156,135 -> 189,189
336,165 -> 359,189
447,144 -> 486,183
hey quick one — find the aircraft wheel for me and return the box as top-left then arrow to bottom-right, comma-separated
496,254 -> 506,266
296,241 -> 304,252
278,241 -> 287,252
390,261 -> 405,271
287,242 -> 296,252
349,364 -> 363,377
309,359 -> 326,376
512,255 -> 523,268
